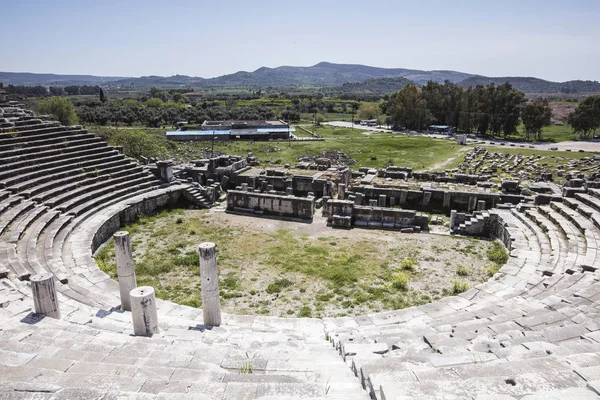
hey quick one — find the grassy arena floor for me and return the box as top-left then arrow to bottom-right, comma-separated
95,209 -> 508,318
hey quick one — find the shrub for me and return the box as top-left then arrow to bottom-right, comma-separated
37,97 -> 79,126
455,265 -> 472,276
399,257 -> 417,271
297,305 -> 313,318
484,263 -> 501,277
487,242 -> 508,265
266,278 -> 293,294
452,279 -> 469,294
390,272 -> 409,290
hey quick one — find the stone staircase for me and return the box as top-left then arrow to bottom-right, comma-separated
455,210 -> 491,236
182,185 -> 214,209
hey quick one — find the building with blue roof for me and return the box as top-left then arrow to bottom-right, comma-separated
166,120 -> 295,141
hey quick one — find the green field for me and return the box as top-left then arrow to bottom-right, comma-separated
90,123 -> 597,172
95,209 -> 506,317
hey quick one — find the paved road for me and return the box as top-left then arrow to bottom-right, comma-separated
325,121 -> 600,153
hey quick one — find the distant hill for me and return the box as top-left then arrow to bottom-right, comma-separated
325,76 -> 414,95
457,76 -> 600,94
2,64 -> 599,95
192,62 -> 473,87
0,63 -> 474,88
0,72 -> 128,86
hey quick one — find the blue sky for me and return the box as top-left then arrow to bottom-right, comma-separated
1,0 -> 599,82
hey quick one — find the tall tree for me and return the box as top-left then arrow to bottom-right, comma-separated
99,87 -> 107,103
568,95 -> 600,139
357,102 -> 380,120
388,84 -> 431,131
521,100 -> 552,141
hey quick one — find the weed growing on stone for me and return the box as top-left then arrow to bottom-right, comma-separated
452,279 -> 469,294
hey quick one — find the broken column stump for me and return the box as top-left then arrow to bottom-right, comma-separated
31,273 -> 61,319
130,286 -> 159,336
199,242 -> 222,327
113,231 -> 137,311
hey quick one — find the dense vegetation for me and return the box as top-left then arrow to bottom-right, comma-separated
568,95 -> 600,139
386,81 -> 556,139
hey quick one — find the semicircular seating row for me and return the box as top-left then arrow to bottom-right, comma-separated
1,103 -> 600,399
0,104 -> 370,400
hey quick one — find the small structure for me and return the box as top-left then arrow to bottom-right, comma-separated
456,134 -> 467,145
166,120 -> 295,141
428,125 -> 455,135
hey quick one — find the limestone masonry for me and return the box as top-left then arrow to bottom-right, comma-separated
1,102 -> 600,399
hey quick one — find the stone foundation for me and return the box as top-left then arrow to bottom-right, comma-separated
226,190 -> 315,219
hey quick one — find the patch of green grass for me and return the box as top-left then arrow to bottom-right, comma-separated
452,279 -> 469,294
484,263 -> 502,277
399,257 -> 418,271
263,230 -> 373,286
455,265 -> 472,277
390,272 -> 409,290
266,278 -> 294,294
487,241 -> 509,265
297,305 -> 313,318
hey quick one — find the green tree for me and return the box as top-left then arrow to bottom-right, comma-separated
145,97 -> 164,109
149,87 -> 168,102
357,103 -> 380,121
521,100 -> 552,141
315,113 -> 326,126
568,95 -> 600,139
37,97 -> 79,126
388,84 -> 431,131
99,87 -> 107,103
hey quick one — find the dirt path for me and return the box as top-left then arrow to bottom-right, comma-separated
430,146 -> 469,170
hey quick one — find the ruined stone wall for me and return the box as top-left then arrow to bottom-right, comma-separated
325,199 -> 428,230
351,186 -> 524,213
226,190 -> 315,219
91,190 -> 184,253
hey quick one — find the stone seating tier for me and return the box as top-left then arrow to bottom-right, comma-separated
1,104 -> 600,398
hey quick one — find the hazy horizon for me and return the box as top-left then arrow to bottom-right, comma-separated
1,0 -> 599,82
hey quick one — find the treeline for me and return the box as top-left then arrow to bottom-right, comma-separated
386,82 -> 528,138
76,99 -> 277,127
4,84 -> 67,97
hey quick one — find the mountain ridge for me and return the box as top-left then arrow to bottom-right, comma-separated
2,63 -> 599,94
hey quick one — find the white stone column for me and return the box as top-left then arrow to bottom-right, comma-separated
113,231 -> 137,311
31,273 -> 60,319
130,286 -> 159,336
199,242 -> 221,326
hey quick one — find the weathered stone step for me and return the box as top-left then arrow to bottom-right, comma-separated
0,130 -> 93,155
0,200 -> 34,237
23,158 -> 133,200
0,135 -> 106,165
0,145 -> 114,179
0,121 -> 62,137
58,175 -> 157,215
3,205 -> 48,245
0,195 -> 22,216
0,150 -> 122,187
